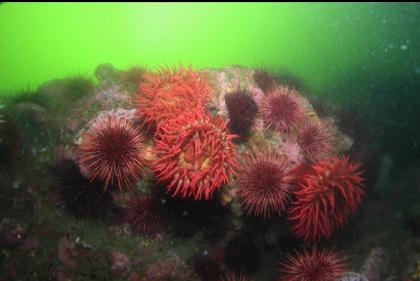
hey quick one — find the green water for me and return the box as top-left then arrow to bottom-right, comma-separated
1,3 -> 418,97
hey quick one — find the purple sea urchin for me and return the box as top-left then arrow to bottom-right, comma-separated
238,150 -> 294,218
53,159 -> 117,220
253,68 -> 278,93
225,89 -> 258,142
261,86 -> 303,133
121,193 -> 163,236
296,119 -> 334,163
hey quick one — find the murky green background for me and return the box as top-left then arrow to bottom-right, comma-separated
0,3 -> 417,94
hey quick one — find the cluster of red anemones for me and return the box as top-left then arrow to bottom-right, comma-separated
153,110 -> 238,200
135,64 -> 210,132
133,64 -> 239,201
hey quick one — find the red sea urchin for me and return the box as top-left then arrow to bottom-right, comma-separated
296,120 -> 334,163
153,110 -> 238,200
78,113 -> 145,191
238,151 -> 294,218
122,193 -> 163,236
261,86 -> 303,133
278,247 -> 346,281
288,156 -> 364,241
135,64 -> 210,131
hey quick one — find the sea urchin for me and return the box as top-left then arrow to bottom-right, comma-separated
153,110 -> 238,200
296,120 -> 334,163
121,193 -> 163,236
238,151 -> 294,218
288,156 -> 364,241
253,68 -> 278,93
261,86 -> 303,133
52,159 -> 117,220
225,89 -> 258,142
278,247 -> 346,281
78,113 -> 145,191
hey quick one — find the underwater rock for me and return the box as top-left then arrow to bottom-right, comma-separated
95,63 -> 122,89
0,101 -> 5,123
192,253 -> 222,281
109,251 -> 130,276
96,84 -> 134,107
401,253 -> 420,281
62,84 -> 136,148
401,238 -> 420,258
51,266 -> 68,281
37,75 -> 94,102
406,203 -> 420,235
373,154 -> 393,193
120,66 -> 148,92
359,247 -> 389,281
144,251 -> 198,281
224,234 -> 261,274
58,236 -> 78,269
394,159 -> 420,199
32,75 -> 95,129
0,116 -> 21,165
11,102 -> 51,160
18,238 -> 39,253
52,65 -> 138,148
74,108 -> 137,146
127,270 -> 144,281
201,65 -> 255,115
